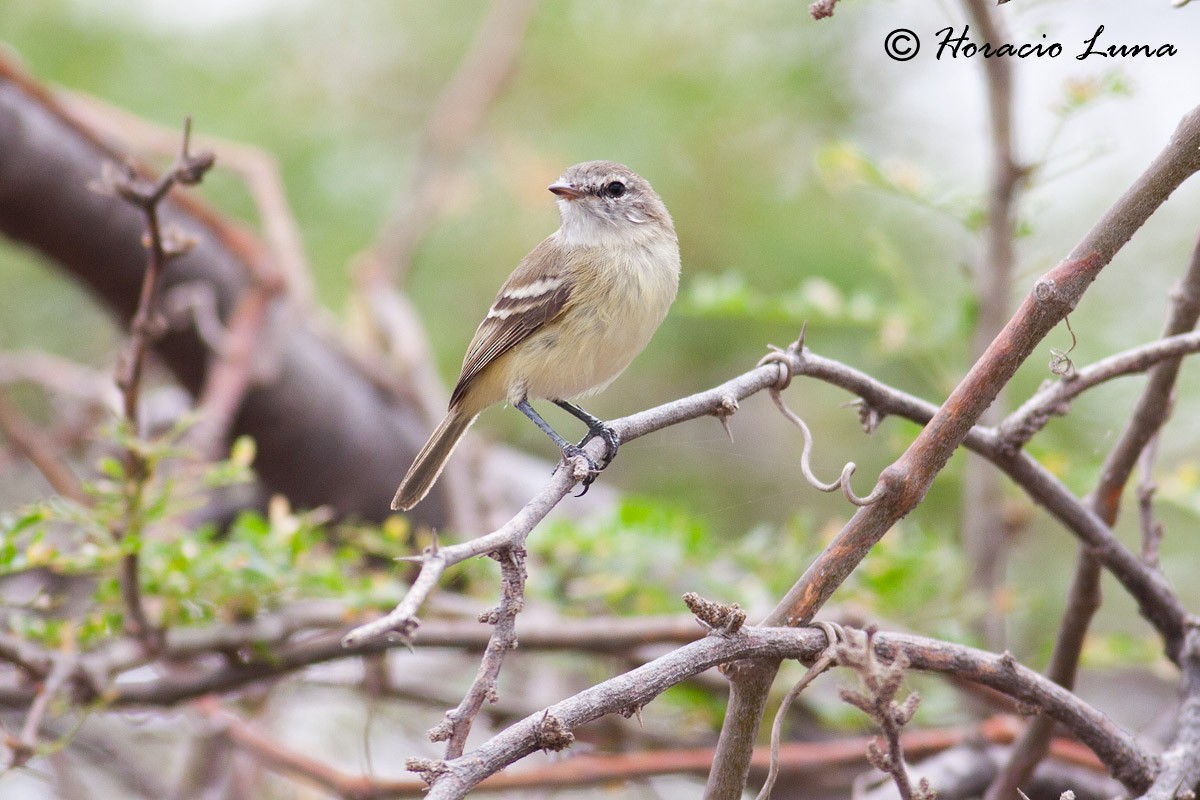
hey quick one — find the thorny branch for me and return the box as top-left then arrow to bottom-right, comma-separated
346,312 -> 1200,794
431,547 -> 528,759
342,355 -> 799,648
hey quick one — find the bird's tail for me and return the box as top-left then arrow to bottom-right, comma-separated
391,407 -> 477,511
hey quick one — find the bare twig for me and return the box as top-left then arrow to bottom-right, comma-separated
371,0 -> 539,279
63,92 -> 314,305
1138,433 -> 1166,568
999,330 -> 1200,447
342,354 -> 794,647
1136,625 -> 1200,800
755,621 -> 842,800
8,653 -> 93,768
181,279 -> 283,459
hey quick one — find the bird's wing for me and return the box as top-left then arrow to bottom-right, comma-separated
449,238 -> 574,408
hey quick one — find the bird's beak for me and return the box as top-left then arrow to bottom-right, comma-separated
548,182 -> 583,200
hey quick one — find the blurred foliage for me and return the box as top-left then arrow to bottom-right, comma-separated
1,0 -> 1198,682
0,427 -> 407,647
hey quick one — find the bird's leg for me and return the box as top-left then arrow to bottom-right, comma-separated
553,400 -> 621,468
516,398 -> 600,494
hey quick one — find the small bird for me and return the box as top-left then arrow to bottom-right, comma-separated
391,160 -> 680,511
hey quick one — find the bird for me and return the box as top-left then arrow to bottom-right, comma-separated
391,160 -> 680,511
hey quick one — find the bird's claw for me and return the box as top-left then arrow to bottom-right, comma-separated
578,423 -> 621,468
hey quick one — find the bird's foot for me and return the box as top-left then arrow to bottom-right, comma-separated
578,423 -> 621,468
562,444 -> 602,497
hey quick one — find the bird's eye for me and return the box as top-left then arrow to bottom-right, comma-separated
604,180 -> 626,198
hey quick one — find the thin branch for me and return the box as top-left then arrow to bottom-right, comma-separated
0,605 -> 703,710
1136,625 -> 1200,800
0,351 -> 117,406
9,655 -> 77,768
706,103 -> 1200,800
63,92 -> 315,306
756,621 -> 841,800
1138,433 -> 1166,568
352,0 -> 538,532
789,345 -> 1188,654
100,117 -> 215,648
181,279 -> 282,459
371,0 -> 539,278
200,701 -> 1087,799
999,329 -> 1200,447
0,633 -> 53,677
836,628 -> 930,800
960,0 -> 1025,653
432,547 -> 527,758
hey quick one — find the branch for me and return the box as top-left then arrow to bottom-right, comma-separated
790,346 -> 1188,655
0,605 -> 701,710
707,102 -> 1200,800
999,330 -> 1200,448
421,625 -> 1155,799
431,547 -> 527,758
99,117 -> 215,649
1136,626 -> 1200,799
959,0 -> 1024,652
836,628 -> 931,800
201,701 -> 1091,799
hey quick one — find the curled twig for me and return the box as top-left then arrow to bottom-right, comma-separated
758,338 -> 882,507
756,621 -> 844,800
